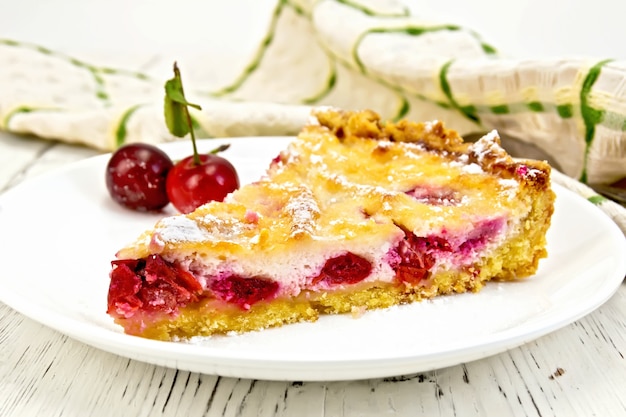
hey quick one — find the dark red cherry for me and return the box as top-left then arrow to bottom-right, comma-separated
312,252 -> 372,286
105,143 -> 173,211
209,275 -> 279,309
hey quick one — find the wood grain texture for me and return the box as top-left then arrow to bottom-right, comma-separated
0,131 -> 625,417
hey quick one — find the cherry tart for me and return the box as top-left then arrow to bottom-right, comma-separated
107,109 -> 555,341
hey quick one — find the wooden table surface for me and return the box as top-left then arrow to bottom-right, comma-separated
0,129 -> 625,417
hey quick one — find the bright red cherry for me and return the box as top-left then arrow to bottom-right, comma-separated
166,146 -> 240,214
105,143 -> 173,211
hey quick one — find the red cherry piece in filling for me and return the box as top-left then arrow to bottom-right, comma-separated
143,254 -> 202,292
107,255 -> 202,318
313,252 -> 372,286
105,143 -> 173,211
396,265 -> 430,285
209,276 -> 279,309
393,231 -> 447,285
270,153 -> 283,166
107,261 -> 143,317
166,153 -> 240,214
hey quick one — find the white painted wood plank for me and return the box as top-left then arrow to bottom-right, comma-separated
0,132 -> 100,193
2,298 -> 626,417
0,132 -> 52,192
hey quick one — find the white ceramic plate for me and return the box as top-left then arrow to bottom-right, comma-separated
0,137 -> 624,381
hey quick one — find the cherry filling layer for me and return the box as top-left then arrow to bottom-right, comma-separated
390,217 -> 505,285
108,219 -> 503,318
108,255 -> 203,319
108,256 -> 280,318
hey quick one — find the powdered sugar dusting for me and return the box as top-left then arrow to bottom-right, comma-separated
422,120 -> 439,133
461,163 -> 483,174
469,130 -> 506,164
197,214 -> 253,242
517,164 -> 543,179
156,216 -> 210,243
285,188 -> 320,238
498,178 -> 520,199
328,173 -> 396,198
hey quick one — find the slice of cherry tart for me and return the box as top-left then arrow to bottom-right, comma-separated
107,109 -> 554,341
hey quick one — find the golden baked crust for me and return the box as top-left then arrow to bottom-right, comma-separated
108,109 -> 555,340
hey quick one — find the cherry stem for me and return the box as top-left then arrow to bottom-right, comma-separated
186,112 -> 200,166
173,63 -> 201,166
209,144 -> 231,154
